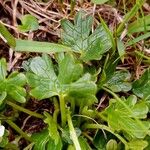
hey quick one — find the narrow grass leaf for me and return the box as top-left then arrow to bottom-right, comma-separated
127,32 -> 150,47
15,39 -> 72,53
117,39 -> 125,63
92,0 -> 109,4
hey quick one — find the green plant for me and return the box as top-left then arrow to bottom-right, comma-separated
0,6 -> 150,150
25,53 -> 97,127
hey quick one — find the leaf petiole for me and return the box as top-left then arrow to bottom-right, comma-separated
59,94 -> 67,127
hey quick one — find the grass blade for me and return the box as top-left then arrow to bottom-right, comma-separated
15,39 -> 72,53
127,32 -> 150,46
117,0 -> 145,35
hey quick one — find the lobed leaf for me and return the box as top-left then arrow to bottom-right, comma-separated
61,11 -> 112,61
0,59 -> 26,104
103,95 -> 149,139
26,53 -> 97,106
32,129 -> 62,150
104,70 -> 132,92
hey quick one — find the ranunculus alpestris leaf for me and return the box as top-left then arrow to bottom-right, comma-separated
0,58 -> 26,104
61,11 -> 112,61
104,70 -> 132,92
103,95 -> 149,139
128,140 -> 148,150
26,53 -> 97,106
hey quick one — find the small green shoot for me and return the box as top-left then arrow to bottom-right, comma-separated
18,14 -> 39,32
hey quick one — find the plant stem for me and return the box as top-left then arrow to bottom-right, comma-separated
83,123 -> 128,149
67,111 -> 81,150
59,94 -> 66,127
82,132 -> 93,142
6,101 -> 44,119
6,120 -> 32,142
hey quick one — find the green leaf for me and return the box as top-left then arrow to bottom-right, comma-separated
61,11 -> 112,61
15,39 -> 72,53
144,136 -> 150,150
103,95 -> 149,139
44,112 -> 60,145
0,58 -> 7,81
92,0 -> 109,4
132,69 -> 150,99
61,127 -> 73,144
0,92 -> 7,106
97,55 -> 118,89
32,129 -> 62,150
78,136 -> 91,150
26,53 -> 97,106
67,145 -> 76,150
0,22 -> 16,47
128,140 -> 148,150
93,130 -> 116,150
61,127 -> 81,144
127,32 -> 150,47
58,54 -> 83,84
46,137 -> 62,150
104,70 -> 132,92
106,139 -> 118,150
0,59 -> 26,104
18,14 -> 39,32
117,39 -> 125,63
